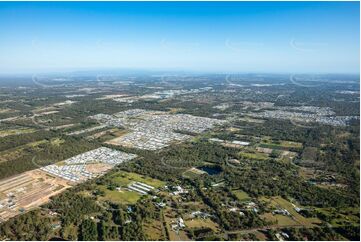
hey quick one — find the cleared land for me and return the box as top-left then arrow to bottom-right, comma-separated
143,219 -> 166,240
109,171 -> 165,188
0,109 -> 13,114
259,196 -> 321,227
87,128 -> 127,141
0,128 -> 36,138
182,167 -> 206,178
0,169 -> 70,222
239,152 -> 269,161
96,171 -> 165,204
259,140 -> 303,150
164,208 -> 191,241
1,147 -> 137,222
97,185 -> 140,204
232,190 -> 251,201
185,218 -> 220,231
316,207 -> 359,227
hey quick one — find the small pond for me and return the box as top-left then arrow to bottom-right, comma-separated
197,166 -> 222,175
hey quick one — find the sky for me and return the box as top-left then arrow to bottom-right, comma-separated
0,1 -> 359,74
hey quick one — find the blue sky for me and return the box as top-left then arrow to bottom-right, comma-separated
0,1 -> 359,74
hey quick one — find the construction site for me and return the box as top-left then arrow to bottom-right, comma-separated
0,147 -> 137,223
0,169 -> 70,222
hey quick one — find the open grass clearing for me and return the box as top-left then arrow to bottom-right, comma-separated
164,209 -> 191,241
239,152 -> 269,161
90,128 -> 128,141
0,108 -> 14,114
185,218 -> 220,232
50,138 -> 65,146
0,128 -> 36,138
253,231 -> 268,240
279,150 -> 298,162
232,190 -> 251,201
109,171 -> 166,188
183,167 -> 206,179
260,196 -> 321,227
316,207 -> 359,227
143,219 -> 165,240
259,140 -> 302,150
95,171 -> 165,204
279,141 -> 303,148
97,185 -> 141,204
274,214 -> 300,226
260,212 -> 299,227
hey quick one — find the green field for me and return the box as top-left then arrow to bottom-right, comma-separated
316,207 -> 360,227
185,218 -> 220,231
50,138 -> 65,146
239,152 -> 269,161
260,196 -> 321,227
0,128 -> 36,138
182,170 -> 201,179
97,171 -> 166,204
259,140 -> 303,150
261,212 -> 299,226
143,219 -> 165,240
98,185 -> 141,204
182,167 -> 206,179
109,171 -> 166,188
232,190 -> 251,201
279,141 -> 303,148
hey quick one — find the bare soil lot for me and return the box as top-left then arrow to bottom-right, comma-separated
0,169 -> 71,222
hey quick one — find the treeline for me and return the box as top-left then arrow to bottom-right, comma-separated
281,226 -> 348,241
0,135 -> 99,179
44,189 -> 159,240
234,118 -> 360,191
234,119 -> 326,146
224,160 -> 358,207
0,210 -> 53,240
115,140 -> 237,182
0,130 -> 55,152
192,181 -> 269,231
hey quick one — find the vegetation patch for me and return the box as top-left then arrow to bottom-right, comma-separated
143,219 -> 165,240
232,189 -> 251,201
97,185 -> 141,204
185,218 -> 220,231
94,171 -> 166,204
239,151 -> 269,161
0,128 -> 36,138
182,167 -> 206,179
109,171 -> 166,188
316,207 -> 360,227
260,196 -> 321,227
259,140 -> 302,150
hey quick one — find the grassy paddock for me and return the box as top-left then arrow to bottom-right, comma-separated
96,171 -> 166,204
232,190 -> 251,201
260,196 -> 321,227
